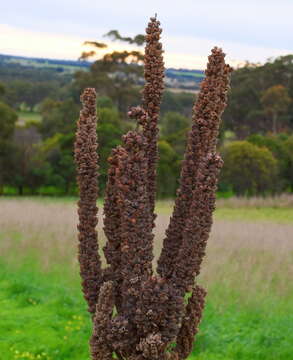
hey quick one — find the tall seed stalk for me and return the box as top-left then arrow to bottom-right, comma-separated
74,16 -> 232,360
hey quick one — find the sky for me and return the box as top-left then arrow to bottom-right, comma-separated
0,0 -> 292,69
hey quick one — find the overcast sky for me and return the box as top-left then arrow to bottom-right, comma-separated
1,0 -> 292,69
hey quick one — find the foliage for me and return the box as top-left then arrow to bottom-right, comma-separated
283,135 -> 293,191
104,30 -> 145,45
161,111 -> 190,137
0,82 -> 5,96
3,80 -> 60,110
96,95 -> 114,109
1,25 -> 293,197
0,102 -> 18,193
261,85 -> 291,134
157,140 -> 180,197
247,133 -> 292,191
0,59 -> 72,110
161,91 -> 194,118
39,98 -> 79,138
7,125 -> 43,195
96,107 -> 127,190
0,101 -> 18,138
223,55 -> 293,138
73,28 -> 145,114
221,141 -> 278,195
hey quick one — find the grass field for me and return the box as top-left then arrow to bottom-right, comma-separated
0,197 -> 293,359
17,111 -> 42,126
168,70 -> 204,78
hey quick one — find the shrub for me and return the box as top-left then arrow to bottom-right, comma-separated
161,111 -> 190,137
221,141 -> 278,195
248,133 -> 293,191
283,135 -> 293,191
157,140 -> 179,197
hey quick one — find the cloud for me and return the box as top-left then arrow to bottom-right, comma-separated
0,23 -> 291,70
1,0 -> 293,50
0,24 -> 85,59
164,34 -> 292,69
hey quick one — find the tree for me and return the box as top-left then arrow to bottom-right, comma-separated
79,41 -> 107,62
221,141 -> 278,195
73,29 -> 145,114
104,30 -> 145,45
2,80 -> 59,110
97,95 -> 115,109
283,135 -> 293,191
39,98 -> 80,138
0,101 -> 17,193
161,91 -> 194,118
163,128 -> 188,160
223,56 -> 293,138
247,133 -> 291,190
0,102 -> 17,138
261,85 -> 291,134
0,82 -> 5,97
157,140 -> 180,197
97,107 -> 129,191
161,111 -> 190,137
9,125 -> 42,195
36,133 -> 76,194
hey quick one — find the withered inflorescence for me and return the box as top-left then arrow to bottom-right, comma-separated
74,16 -> 232,360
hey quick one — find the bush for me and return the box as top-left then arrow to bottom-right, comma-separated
157,140 -> 180,197
283,135 -> 293,191
0,101 -> 17,139
221,141 -> 278,195
247,133 -> 293,191
161,111 -> 190,137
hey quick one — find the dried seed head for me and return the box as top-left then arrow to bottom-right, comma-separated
74,88 -> 102,315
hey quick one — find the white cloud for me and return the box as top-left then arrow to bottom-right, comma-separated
0,24 -> 291,70
164,34 -> 292,69
1,0 -> 293,49
0,24 -> 85,59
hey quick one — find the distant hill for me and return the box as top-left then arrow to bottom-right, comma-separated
0,54 -> 204,91
0,53 -> 88,73
165,68 -> 204,91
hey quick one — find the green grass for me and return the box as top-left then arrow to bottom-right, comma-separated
215,207 -> 293,223
155,201 -> 293,223
2,196 -> 292,224
0,261 -> 91,360
0,198 -> 292,359
169,70 -> 204,78
6,58 -> 86,73
1,260 -> 292,360
17,111 -> 42,125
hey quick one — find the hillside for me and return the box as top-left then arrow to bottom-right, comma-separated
0,53 -> 204,91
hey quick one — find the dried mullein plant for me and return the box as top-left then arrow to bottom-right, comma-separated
74,16 -> 232,360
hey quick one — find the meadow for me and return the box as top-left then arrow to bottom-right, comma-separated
17,111 -> 42,126
0,197 -> 293,360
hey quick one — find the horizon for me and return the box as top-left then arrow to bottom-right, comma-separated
2,51 -> 292,73
1,0 -> 292,70
0,24 -> 246,70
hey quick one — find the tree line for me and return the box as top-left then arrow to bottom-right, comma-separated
0,35 -> 292,197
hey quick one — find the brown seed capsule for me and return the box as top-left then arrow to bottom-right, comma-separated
75,17 -> 232,360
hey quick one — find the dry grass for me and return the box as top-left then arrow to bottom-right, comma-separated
156,193 -> 293,213
216,193 -> 293,208
0,197 -> 292,305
